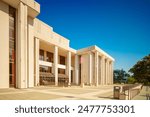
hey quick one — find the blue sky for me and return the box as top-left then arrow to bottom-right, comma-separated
35,0 -> 150,72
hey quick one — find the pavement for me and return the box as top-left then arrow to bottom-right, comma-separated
132,86 -> 150,100
0,85 -> 148,100
0,85 -> 114,100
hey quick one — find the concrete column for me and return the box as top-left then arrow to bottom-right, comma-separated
98,56 -> 101,85
27,17 -> 34,88
80,55 -> 84,87
110,61 -> 113,84
95,51 -> 99,86
67,51 -> 71,85
108,61 -> 110,85
109,62 -> 111,85
17,2 -> 28,88
100,56 -> 105,85
75,54 -> 79,85
105,59 -> 109,85
103,56 -> 106,85
104,58 -> 107,85
34,38 -> 39,86
89,52 -> 92,85
54,46 -> 58,86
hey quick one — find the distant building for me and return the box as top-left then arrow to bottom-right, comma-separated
0,0 -> 114,88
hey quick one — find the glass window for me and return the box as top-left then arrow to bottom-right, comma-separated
40,66 -> 52,73
9,6 -> 16,87
9,19 -> 14,28
39,49 -> 44,60
58,68 -> 65,74
46,52 -> 53,62
60,56 -> 65,65
9,28 -> 15,38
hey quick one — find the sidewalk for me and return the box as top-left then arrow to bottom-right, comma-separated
132,86 -> 150,100
0,85 -> 114,100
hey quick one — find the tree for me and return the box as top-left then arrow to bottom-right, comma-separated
129,54 -> 150,84
127,77 -> 137,84
114,69 -> 130,83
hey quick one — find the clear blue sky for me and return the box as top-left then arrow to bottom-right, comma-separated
35,0 -> 150,72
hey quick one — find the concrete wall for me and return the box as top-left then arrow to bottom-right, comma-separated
0,1 -> 9,88
34,19 -> 69,50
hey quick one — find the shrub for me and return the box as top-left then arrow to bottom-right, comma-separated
127,77 -> 136,84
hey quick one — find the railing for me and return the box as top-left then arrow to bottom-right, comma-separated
40,72 -> 69,87
120,84 -> 143,100
40,72 -> 55,85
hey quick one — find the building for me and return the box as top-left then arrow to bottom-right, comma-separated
0,0 -> 114,89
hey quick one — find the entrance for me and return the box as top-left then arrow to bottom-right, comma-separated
9,7 -> 16,87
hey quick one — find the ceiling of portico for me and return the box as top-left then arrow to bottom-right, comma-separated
39,40 -> 75,57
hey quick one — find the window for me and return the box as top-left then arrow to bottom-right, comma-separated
58,68 -> 65,74
40,66 -> 52,73
60,56 -> 65,65
9,6 -> 16,87
46,52 -> 53,62
39,49 -> 44,60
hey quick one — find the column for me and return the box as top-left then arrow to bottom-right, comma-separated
95,51 -> 99,86
112,62 -> 114,84
89,52 -> 92,85
17,2 -> 28,88
80,55 -> 84,87
110,61 -> 113,84
27,17 -> 34,87
67,51 -> 71,85
98,56 -> 101,85
106,59 -> 109,85
34,38 -> 39,86
108,61 -> 111,85
100,56 -> 105,85
54,46 -> 58,86
104,59 -> 107,85
75,54 -> 79,85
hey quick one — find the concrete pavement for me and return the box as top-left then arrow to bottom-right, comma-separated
0,85 -> 114,100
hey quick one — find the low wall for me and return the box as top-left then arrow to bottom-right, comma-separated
120,84 -> 143,100
114,84 -> 143,100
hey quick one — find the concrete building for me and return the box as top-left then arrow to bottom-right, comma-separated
0,0 -> 114,89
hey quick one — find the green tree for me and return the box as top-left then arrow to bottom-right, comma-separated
129,54 -> 150,84
114,69 -> 130,83
127,77 -> 136,84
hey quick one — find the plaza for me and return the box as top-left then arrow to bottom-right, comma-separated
0,85 -> 114,100
0,85 -> 148,100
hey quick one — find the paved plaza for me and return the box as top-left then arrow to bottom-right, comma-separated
133,86 -> 150,100
0,85 -> 148,100
0,85 -> 114,100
